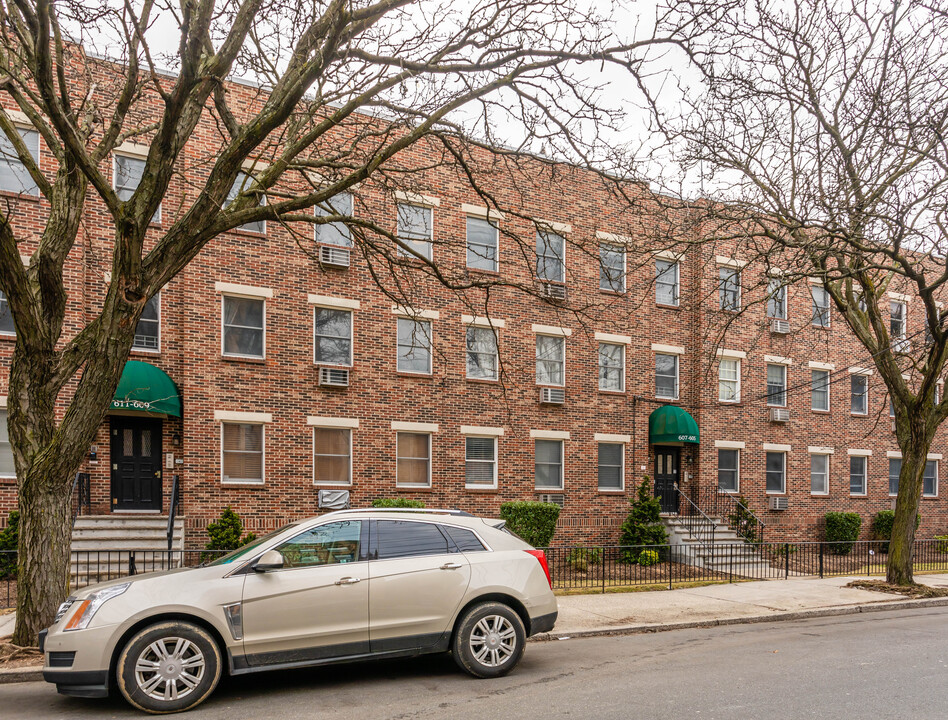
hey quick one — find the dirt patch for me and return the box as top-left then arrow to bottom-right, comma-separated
0,636 -> 42,668
846,579 -> 948,598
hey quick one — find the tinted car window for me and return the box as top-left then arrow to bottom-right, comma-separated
444,526 -> 487,553
274,520 -> 362,568
376,520 -> 448,559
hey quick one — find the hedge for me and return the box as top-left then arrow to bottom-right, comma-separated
824,511 -> 862,555
499,501 -> 560,547
371,498 -> 426,508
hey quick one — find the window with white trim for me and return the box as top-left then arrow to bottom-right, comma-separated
536,230 -> 565,283
132,294 -> 160,351
536,335 -> 565,386
115,154 -> 160,223
315,193 -> 353,247
850,455 -> 867,495
397,204 -> 432,259
0,291 -> 15,335
313,428 -> 351,485
810,454 -> 829,495
599,243 -> 625,293
718,266 -> 741,311
0,127 -> 39,195
811,286 -> 830,327
396,318 -> 432,374
0,410 -> 14,477
222,423 -> 264,483
890,301 -> 906,340
466,216 -> 498,272
465,436 -> 497,488
222,296 -> 265,358
598,342 -> 624,392
466,326 -> 498,380
811,369 -> 830,411
396,432 -> 431,487
766,452 -> 785,494
655,259 -> 679,306
719,358 -> 740,403
766,364 -> 787,407
655,353 -> 678,399
851,374 -> 868,415
889,458 -> 901,496
718,449 -> 739,492
924,460 -> 938,497
768,278 -> 787,319
535,439 -> 563,489
226,171 -> 266,234
597,443 -> 624,490
314,308 -> 353,366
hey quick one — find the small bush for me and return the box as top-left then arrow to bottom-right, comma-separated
566,547 -> 602,572
935,535 -> 948,554
728,495 -> 760,543
869,510 -> 920,553
203,507 -> 257,560
824,512 -> 862,555
619,477 -> 668,563
638,549 -> 660,567
499,502 -> 560,547
0,510 -> 19,580
371,498 -> 426,509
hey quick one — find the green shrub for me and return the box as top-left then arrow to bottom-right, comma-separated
638,549 -> 660,567
619,477 -> 668,563
728,495 -> 760,543
935,535 -> 948,554
0,511 -> 18,580
371,498 -> 426,508
203,507 -> 257,560
499,502 -> 560,547
566,547 -> 602,572
869,510 -> 920,553
824,511 -> 862,555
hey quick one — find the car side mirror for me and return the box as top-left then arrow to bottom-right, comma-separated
253,550 -> 284,572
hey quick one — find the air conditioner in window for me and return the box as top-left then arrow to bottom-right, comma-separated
536,493 -> 565,507
539,387 -> 566,404
892,338 -> 912,353
319,244 -> 351,268
770,318 -> 791,334
769,407 -> 791,423
540,282 -> 567,302
768,496 -> 788,511
318,367 -> 350,387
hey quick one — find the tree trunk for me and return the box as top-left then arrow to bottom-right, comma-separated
887,442 -> 928,586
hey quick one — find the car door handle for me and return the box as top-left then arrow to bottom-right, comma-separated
440,562 -> 464,570
334,576 -> 361,585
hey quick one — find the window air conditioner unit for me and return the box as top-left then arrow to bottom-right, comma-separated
536,493 -> 565,507
770,318 -> 791,334
539,387 -> 566,404
319,244 -> 351,268
318,367 -> 350,387
768,496 -> 788,511
769,407 -> 790,423
540,282 -> 567,301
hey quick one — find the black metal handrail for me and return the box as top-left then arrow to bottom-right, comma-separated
167,474 -> 180,553
70,471 -> 91,529
692,487 -> 766,545
676,489 -> 717,552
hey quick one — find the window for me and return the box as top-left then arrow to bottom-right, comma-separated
598,342 -> 624,392
718,449 -> 739,492
0,410 -> 14,477
274,520 -> 362,568
314,308 -> 353,366
0,291 -> 15,335
536,335 -> 565,386
811,286 -> 830,327
811,369 -> 830,411
114,155 -> 160,223
466,326 -> 498,380
924,460 -> 938,497
719,358 -> 740,403
466,216 -> 498,272
376,520 -> 448,559
0,127 -> 39,195
226,171 -> 266,234
718,266 -> 741,311
536,230 -> 565,283
396,432 -> 431,487
222,296 -> 264,358
444,526 -> 487,552
850,455 -> 867,495
655,354 -> 679,399
315,193 -> 353,247
890,301 -> 906,339
396,318 -> 432,374
535,439 -> 563,489
766,364 -> 787,407
222,423 -> 263,483
851,374 -> 868,415
767,278 -> 787,319
889,458 -> 901,495
598,443 -> 624,490
599,243 -> 625,292
132,295 -> 160,351
397,204 -> 432,260
766,452 -> 785,494
313,428 -> 351,485
810,454 -> 829,495
465,436 -> 497,488
655,259 -> 679,306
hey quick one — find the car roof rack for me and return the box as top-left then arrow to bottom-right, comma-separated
329,508 -> 474,517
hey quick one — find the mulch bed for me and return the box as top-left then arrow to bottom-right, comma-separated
550,561 -> 728,591
846,579 -> 948,598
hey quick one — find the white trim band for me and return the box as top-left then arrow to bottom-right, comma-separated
214,410 -> 273,423
214,282 -> 273,299
462,315 -> 506,329
849,366 -> 874,376
596,231 -> 633,245
114,141 -> 150,158
888,291 -> 912,303
595,433 -> 631,443
847,448 -> 872,456
308,295 -> 360,310
716,256 -> 746,269
714,440 -> 746,449
654,249 -> 683,261
394,190 -> 440,207
808,361 -> 836,370
0,395 -> 6,408
716,349 -> 747,359
808,446 -> 834,454
764,355 -> 793,365
887,451 -> 903,458
530,429 -> 570,440
535,219 -> 571,234
392,305 -> 440,320
595,332 -> 632,345
391,421 -> 439,433
929,453 -> 943,460
461,203 -> 505,220
306,417 -> 359,429
460,425 -> 505,436
532,324 -> 572,337
763,443 -> 791,452
652,343 -> 685,355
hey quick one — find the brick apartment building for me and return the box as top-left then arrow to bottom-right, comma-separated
1,59 -> 946,549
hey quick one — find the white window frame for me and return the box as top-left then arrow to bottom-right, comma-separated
810,453 -> 830,496
220,293 -> 266,360
765,451 -> 786,494
535,334 -> 566,387
536,230 -> 565,283
767,278 -> 787,320
811,369 -> 830,412
811,285 -> 831,327
132,293 -> 161,354
717,448 -> 740,493
396,317 -> 433,375
534,438 -> 564,490
655,258 -> 680,307
718,357 -> 740,403
464,435 -> 498,489
313,306 -> 354,367
315,192 -> 353,248
890,300 -> 907,340
888,456 -> 902,496
396,203 -> 433,260
766,364 -> 787,407
465,215 -> 499,272
220,422 -> 265,485
465,325 -> 499,381
718,265 -> 741,311
0,291 -> 13,336
113,153 -> 161,224
227,170 -> 267,235
312,426 -> 353,486
849,454 -> 868,496
598,342 -> 625,392
597,442 -> 625,491
655,353 -> 679,399
395,431 -> 432,488
850,373 -> 869,415
924,459 -> 939,498
599,243 -> 626,293
0,125 -> 40,196
0,407 -> 14,478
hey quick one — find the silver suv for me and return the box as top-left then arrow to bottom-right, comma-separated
40,509 -> 558,714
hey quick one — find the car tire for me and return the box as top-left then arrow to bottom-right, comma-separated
451,601 -> 526,679
116,620 -> 222,714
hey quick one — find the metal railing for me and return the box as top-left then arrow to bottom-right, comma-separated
688,486 -> 766,545
167,474 -> 180,554
70,471 -> 91,529
675,490 -> 718,552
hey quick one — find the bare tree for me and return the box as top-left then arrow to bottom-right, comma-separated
649,0 -> 948,583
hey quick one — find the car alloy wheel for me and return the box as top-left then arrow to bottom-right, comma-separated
452,601 -> 526,679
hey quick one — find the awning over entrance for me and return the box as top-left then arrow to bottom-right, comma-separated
111,361 -> 182,417
648,405 -> 699,444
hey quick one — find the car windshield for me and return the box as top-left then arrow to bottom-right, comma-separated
207,523 -> 297,566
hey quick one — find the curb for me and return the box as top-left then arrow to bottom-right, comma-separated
0,666 -> 43,685
529,596 -> 948,642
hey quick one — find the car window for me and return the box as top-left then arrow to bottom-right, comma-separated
444,526 -> 487,553
376,520 -> 449,559
273,520 -> 362,568
207,523 -> 297,565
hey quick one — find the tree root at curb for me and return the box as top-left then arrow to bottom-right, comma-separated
847,580 -> 948,599
0,636 -> 43,668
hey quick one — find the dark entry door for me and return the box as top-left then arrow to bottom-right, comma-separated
654,447 -> 680,514
111,417 -> 163,511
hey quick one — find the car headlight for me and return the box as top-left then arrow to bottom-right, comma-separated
63,583 -> 130,631
54,597 -> 77,624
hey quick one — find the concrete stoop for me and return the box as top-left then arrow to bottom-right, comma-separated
661,515 -> 773,576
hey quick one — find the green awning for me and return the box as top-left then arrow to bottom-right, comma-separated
111,361 -> 182,417
649,405 -> 699,444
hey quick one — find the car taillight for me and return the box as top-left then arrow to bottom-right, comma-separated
525,549 -> 552,589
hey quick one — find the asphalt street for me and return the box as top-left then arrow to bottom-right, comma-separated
5,606 -> 948,719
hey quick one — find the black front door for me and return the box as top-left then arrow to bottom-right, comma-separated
111,417 -> 163,511
654,447 -> 680,514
